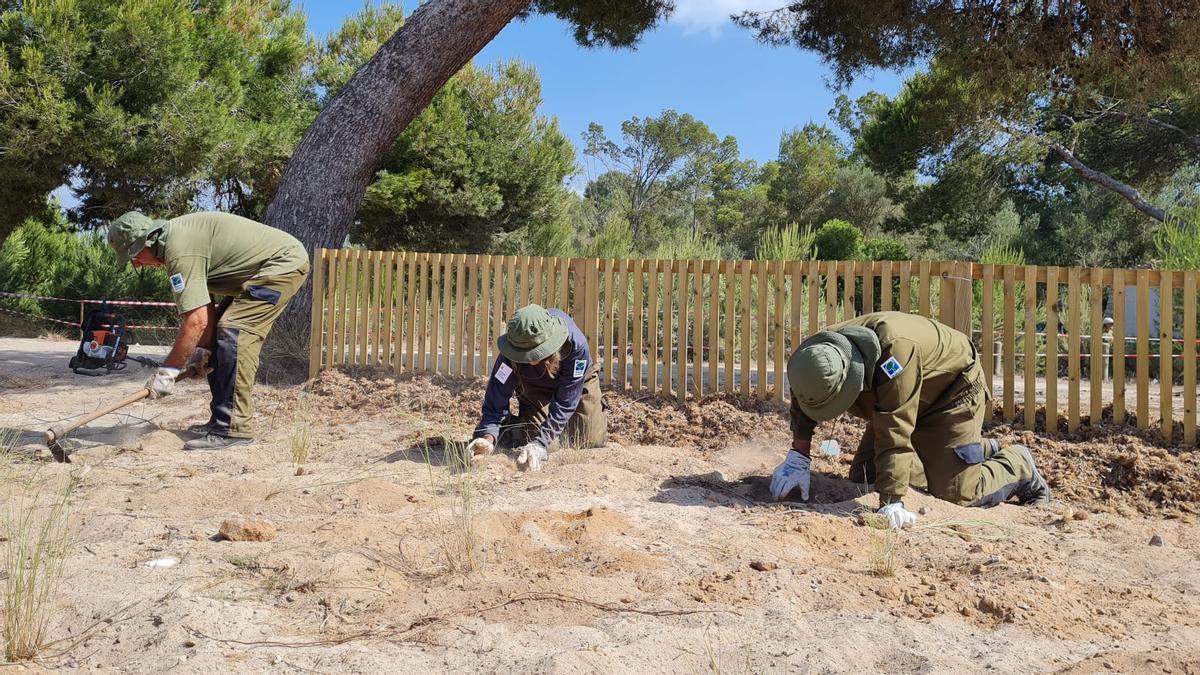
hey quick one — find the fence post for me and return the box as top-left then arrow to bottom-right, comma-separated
308,248 -> 326,379
954,261 -> 973,337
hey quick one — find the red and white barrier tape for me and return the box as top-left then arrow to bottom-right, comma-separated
0,290 -> 175,307
0,306 -> 176,330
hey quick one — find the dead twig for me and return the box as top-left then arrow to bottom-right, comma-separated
182,592 -> 737,649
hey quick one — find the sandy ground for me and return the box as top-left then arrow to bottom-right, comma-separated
2,336 -> 1200,674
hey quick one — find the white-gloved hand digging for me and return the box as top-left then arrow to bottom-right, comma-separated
466,436 -> 495,457
515,442 -> 548,471
185,347 -> 214,377
146,366 -> 181,399
769,450 -> 811,501
878,502 -> 918,530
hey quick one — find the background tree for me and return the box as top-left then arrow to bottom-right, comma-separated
734,1 -> 1198,104
582,110 -> 720,245
0,0 -> 314,237
352,61 -> 575,253
768,123 -> 844,227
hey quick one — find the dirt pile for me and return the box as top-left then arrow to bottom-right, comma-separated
285,369 -> 1200,516
290,368 -> 792,451
989,418 -> 1200,517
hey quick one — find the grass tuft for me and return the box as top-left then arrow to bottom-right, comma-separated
421,436 -> 478,575
868,528 -> 901,577
2,425 -> 80,662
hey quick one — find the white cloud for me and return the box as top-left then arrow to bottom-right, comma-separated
668,0 -> 782,36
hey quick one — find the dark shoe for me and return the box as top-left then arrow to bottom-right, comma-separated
1011,445 -> 1051,505
185,422 -> 213,435
184,433 -> 254,451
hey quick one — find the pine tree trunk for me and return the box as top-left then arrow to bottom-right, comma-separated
265,0 -> 532,338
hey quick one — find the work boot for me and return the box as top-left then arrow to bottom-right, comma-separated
1011,444 -> 1051,505
184,433 -> 254,451
185,422 -> 213,435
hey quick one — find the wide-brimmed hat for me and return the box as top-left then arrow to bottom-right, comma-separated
787,326 -> 881,421
497,304 -> 568,363
107,211 -> 167,266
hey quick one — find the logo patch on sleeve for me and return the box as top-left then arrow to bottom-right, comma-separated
880,356 -> 904,380
169,273 -> 186,294
494,362 -> 513,384
573,359 -> 587,377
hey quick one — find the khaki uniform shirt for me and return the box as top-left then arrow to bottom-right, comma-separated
157,212 -> 308,314
790,312 -> 981,501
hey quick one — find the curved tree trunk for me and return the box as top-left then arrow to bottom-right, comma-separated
266,0 -> 532,335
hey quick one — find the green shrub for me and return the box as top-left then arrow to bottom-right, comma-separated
863,237 -> 910,261
0,217 -> 175,330
812,219 -> 863,260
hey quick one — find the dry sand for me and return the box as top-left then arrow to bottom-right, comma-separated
2,337 -> 1199,674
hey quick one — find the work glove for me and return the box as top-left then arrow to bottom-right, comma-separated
515,442 -> 548,472
185,347 -> 214,376
769,450 -> 811,501
146,366 -> 182,399
466,436 -> 495,457
878,502 -> 918,530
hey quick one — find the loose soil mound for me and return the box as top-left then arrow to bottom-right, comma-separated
287,369 -> 1200,517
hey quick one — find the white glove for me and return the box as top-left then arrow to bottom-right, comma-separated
185,347 -> 214,376
146,367 -> 181,399
769,450 -> 811,501
878,502 -> 918,530
515,442 -> 548,471
466,437 -> 495,457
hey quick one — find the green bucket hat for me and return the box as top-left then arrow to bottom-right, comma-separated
497,304 -> 568,363
107,211 -> 166,267
787,326 -> 882,421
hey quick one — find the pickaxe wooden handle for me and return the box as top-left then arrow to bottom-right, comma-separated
45,366 -> 200,462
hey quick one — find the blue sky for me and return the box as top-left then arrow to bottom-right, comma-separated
299,1 -> 909,175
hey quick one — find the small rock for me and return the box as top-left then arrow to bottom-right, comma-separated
183,640 -> 196,648
218,517 -> 277,542
1072,510 -> 1089,521
918,506 -> 929,515
749,561 -> 778,572
1149,534 -> 1167,547
985,554 -> 1002,565
876,586 -> 902,600
978,595 -> 1003,615
144,557 -> 179,568
294,466 -> 305,476
1016,601 -> 1030,611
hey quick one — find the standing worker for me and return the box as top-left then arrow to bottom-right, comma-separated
107,211 -> 310,450
770,311 -> 1050,529
467,304 -> 607,471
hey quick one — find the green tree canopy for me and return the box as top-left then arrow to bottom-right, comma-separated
582,110 -> 720,243
354,60 -> 575,252
735,1 -> 1197,104
0,0 -> 315,237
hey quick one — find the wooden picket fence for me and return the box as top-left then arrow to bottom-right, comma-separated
308,249 -> 1200,446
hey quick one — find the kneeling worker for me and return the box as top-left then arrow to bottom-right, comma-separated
770,311 -> 1050,529
107,211 -> 309,450
467,304 -> 607,470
